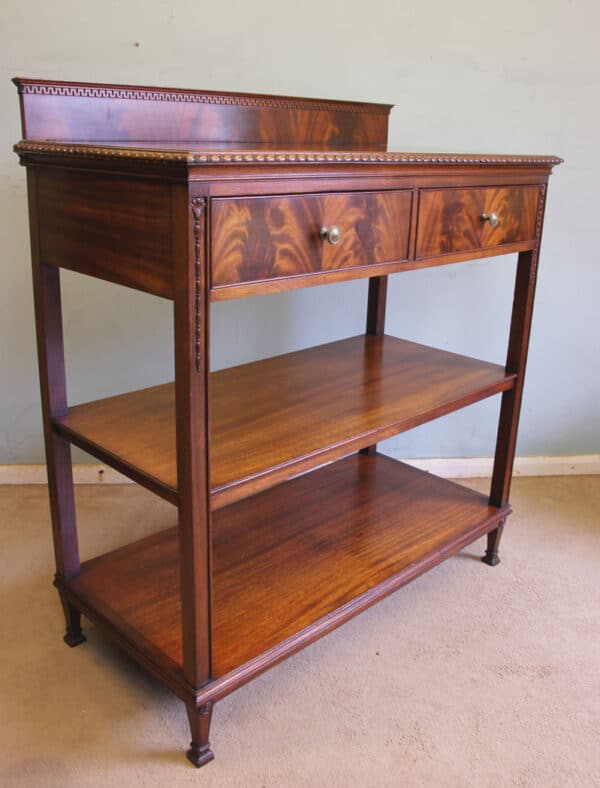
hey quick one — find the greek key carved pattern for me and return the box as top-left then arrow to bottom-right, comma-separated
191,197 -> 206,374
16,81 -> 390,115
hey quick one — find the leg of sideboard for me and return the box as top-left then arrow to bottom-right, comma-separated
481,519 -> 505,567
59,597 -> 86,647
488,183 -> 547,558
361,275 -> 389,457
185,701 -> 215,768
365,274 -> 388,337
28,169 -> 83,638
172,186 -> 213,758
490,248 -> 541,509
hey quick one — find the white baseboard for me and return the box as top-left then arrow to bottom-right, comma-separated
0,455 -> 598,485
0,464 -> 131,485
402,454 -> 600,478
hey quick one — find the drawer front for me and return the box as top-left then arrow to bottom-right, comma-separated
211,190 -> 413,289
416,185 -> 539,259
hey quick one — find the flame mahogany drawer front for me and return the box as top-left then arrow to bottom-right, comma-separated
416,185 -> 540,259
210,190 -> 413,289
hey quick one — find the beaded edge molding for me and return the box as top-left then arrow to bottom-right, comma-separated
14,142 -> 563,168
15,81 -> 391,115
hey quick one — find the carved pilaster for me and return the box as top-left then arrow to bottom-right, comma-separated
535,182 -> 547,242
191,197 -> 206,374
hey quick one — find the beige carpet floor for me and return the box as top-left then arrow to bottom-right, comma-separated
1,476 -> 599,787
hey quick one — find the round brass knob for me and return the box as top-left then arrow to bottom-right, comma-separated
481,211 -> 500,228
320,225 -> 342,245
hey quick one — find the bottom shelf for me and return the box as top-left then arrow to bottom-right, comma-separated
65,454 -> 510,697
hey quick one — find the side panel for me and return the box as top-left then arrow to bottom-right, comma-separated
36,169 -> 174,298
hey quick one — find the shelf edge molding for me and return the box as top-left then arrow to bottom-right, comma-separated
53,335 -> 516,509
58,454 -> 511,706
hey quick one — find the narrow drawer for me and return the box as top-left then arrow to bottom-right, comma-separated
211,190 -> 413,290
416,185 -> 539,259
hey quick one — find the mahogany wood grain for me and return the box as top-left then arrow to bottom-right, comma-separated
209,240 -> 537,301
365,275 -> 388,336
416,185 -> 539,259
172,186 -> 212,690
14,78 -> 390,148
30,261 -> 80,578
54,335 -> 516,508
481,518 -> 505,566
27,172 -> 77,572
211,190 -> 413,290
28,167 -> 85,644
490,251 -> 543,508
14,78 -> 561,768
68,454 -> 510,681
487,189 -> 547,556
186,702 -> 214,768
362,275 -> 388,455
35,169 -> 174,298
54,568 -> 189,700
205,172 -> 550,199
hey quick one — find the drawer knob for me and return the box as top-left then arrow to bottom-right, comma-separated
320,225 -> 342,245
481,211 -> 500,228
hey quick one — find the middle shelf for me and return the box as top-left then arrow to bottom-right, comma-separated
54,334 -> 515,509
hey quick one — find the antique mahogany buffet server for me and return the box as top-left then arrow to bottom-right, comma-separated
13,77 -> 561,767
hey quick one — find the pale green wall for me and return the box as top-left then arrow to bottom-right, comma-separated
1,0 -> 598,464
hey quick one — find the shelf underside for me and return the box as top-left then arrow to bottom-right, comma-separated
55,335 -> 515,509
67,454 -> 510,686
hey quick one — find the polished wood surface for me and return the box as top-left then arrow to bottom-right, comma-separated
68,453 -> 510,680
490,250 -> 543,508
416,185 -> 539,259
362,275 -> 389,455
28,168 -> 85,649
209,240 -> 539,300
186,702 -> 214,768
211,190 -> 412,290
15,78 -> 560,768
365,275 -> 388,337
14,139 -> 562,170
29,196 -> 80,581
36,169 -> 174,298
172,188 -> 212,690
54,335 -> 515,508
14,77 -> 390,148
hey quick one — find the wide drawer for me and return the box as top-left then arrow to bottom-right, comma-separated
211,190 -> 413,290
416,185 -> 539,259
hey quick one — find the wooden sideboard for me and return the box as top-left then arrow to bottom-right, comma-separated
13,77 -> 561,768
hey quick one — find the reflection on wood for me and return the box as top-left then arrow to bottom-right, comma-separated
211,191 -> 412,287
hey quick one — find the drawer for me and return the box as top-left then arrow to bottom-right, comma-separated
415,185 -> 539,259
211,190 -> 413,290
